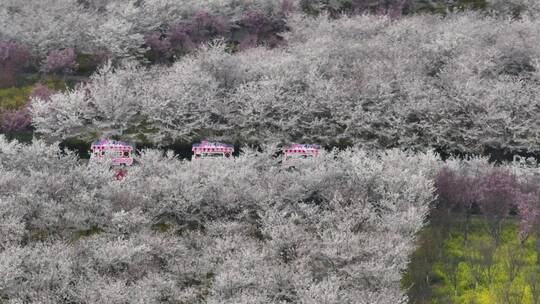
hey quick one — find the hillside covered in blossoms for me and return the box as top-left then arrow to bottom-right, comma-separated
2,0 -> 540,303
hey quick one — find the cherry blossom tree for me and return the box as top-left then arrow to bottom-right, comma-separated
1,108 -> 32,132
29,84 -> 54,101
0,42 -> 31,88
41,48 -> 78,75
476,170 -> 518,245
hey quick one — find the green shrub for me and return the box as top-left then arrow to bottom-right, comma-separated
76,53 -> 105,76
40,76 -> 67,91
72,226 -> 104,241
151,222 -> 172,233
0,76 -> 66,112
0,86 -> 33,111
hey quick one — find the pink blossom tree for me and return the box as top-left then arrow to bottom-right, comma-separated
0,42 -> 31,88
144,33 -> 172,63
147,11 -> 231,62
1,84 -> 54,133
237,10 -> 287,50
40,48 -> 78,75
476,170 -> 518,245
190,11 -> 230,43
434,166 -> 480,241
1,107 -> 32,132
29,84 -> 53,101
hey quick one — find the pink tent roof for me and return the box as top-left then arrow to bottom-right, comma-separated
283,143 -> 321,154
192,140 -> 234,153
91,139 -> 134,151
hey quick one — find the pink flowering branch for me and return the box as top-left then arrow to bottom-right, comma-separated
0,42 -> 31,87
1,107 -> 32,132
41,48 -> 78,75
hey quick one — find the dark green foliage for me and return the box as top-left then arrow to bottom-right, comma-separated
59,137 -> 91,159
278,242 -> 297,263
175,219 -> 206,236
1,131 -> 33,143
456,0 -> 488,10
414,0 -> 488,13
298,0 -> 488,16
75,53 -> 106,76
250,225 -> 273,241
151,222 -> 172,233
309,253 -> 336,282
498,52 -> 536,77
28,228 -> 49,242
299,0 -> 413,17
72,226 -> 104,241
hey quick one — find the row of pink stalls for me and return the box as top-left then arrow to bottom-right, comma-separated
89,139 -> 322,179
191,141 -> 321,161
192,140 -> 234,159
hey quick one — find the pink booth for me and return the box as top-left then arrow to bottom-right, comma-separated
90,139 -> 134,166
283,143 -> 321,162
192,140 -> 234,160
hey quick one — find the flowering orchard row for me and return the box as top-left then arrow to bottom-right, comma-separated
435,158 -> 540,245
300,0 -> 540,18
0,9 -> 289,79
406,156 -> 540,303
3,0 -> 535,83
0,136 -> 436,303
30,13 -> 540,159
0,1 -> 292,72
0,2 -> 291,136
3,135 -> 539,302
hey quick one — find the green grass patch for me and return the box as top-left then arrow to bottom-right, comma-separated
40,75 -> 68,91
199,271 -> 216,298
2,131 -> 34,143
0,76 -> 67,112
404,215 -> 540,303
151,222 -> 172,233
72,225 -> 104,241
123,119 -> 161,143
0,86 -> 33,110
28,228 -> 49,242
